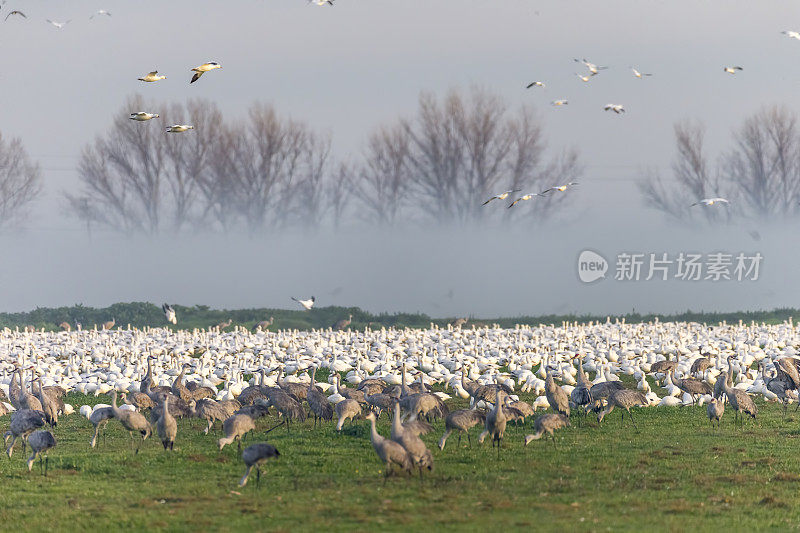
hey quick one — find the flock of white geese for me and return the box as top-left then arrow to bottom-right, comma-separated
0,318 -> 798,480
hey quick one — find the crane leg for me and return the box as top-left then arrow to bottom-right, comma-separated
256,467 -> 261,489
457,433 -> 462,448
467,432 -> 472,447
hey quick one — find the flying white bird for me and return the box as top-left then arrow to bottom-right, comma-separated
309,0 -> 334,5
138,71 -> 166,82
631,67 -> 652,78
551,99 -> 568,106
724,66 -> 743,74
691,198 -> 729,207
129,112 -> 159,121
162,304 -> 177,325
5,10 -> 26,20
482,190 -> 521,205
292,296 -> 316,310
507,193 -> 544,208
46,19 -> 70,29
540,183 -> 579,195
526,81 -> 545,89
574,58 -> 608,74
90,10 -> 111,19
575,72 -> 597,83
166,125 -> 194,133
190,62 -> 222,84
604,104 -> 625,114
782,30 -> 800,40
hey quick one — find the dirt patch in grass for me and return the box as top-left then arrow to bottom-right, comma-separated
187,454 -> 207,463
773,472 -> 800,482
759,496 -> 788,508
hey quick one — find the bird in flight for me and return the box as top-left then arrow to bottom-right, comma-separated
482,190 -> 521,205
691,198 -> 729,206
782,30 -> 800,40
5,10 -> 26,20
138,70 -> 166,82
540,182 -> 579,195
190,62 -> 222,84
309,0 -> 334,5
526,81 -> 545,89
166,125 -> 194,133
723,66 -> 743,74
162,304 -> 177,325
129,112 -> 160,121
551,99 -> 568,106
46,19 -> 70,29
574,58 -> 608,75
508,193 -> 544,208
631,67 -> 652,78
575,72 -> 597,83
90,10 -> 111,19
292,296 -> 316,310
604,104 -> 625,114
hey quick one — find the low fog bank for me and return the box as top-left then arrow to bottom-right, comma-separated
0,216 -> 793,319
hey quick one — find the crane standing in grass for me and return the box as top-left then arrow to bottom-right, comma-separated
27,430 -> 56,475
110,391 -> 151,452
479,389 -> 508,457
524,414 -> 570,447
157,394 -> 177,450
597,389 -> 648,429
365,412 -> 412,477
438,409 -> 485,450
722,356 -> 758,426
239,443 -> 280,487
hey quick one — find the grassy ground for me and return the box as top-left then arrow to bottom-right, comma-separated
1,380 -> 799,532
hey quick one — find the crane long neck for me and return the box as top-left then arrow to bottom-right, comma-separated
368,416 -> 379,442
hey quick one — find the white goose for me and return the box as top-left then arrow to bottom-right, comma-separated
166,125 -> 194,133
190,62 -> 222,84
138,71 -> 166,82
130,112 -> 159,122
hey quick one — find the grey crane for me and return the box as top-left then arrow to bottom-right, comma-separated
110,390 -> 151,452
332,314 -> 352,330
214,319 -> 233,331
102,318 -> 115,330
157,394 -> 177,450
668,369 -> 712,405
89,406 -> 114,448
26,430 -> 56,475
364,392 -> 395,419
239,443 -> 280,487
4,409 -> 45,457
707,397 -> 724,428
365,411 -> 412,477
390,402 -> 433,478
334,373 -> 365,404
691,354 -> 712,379
17,367 -> 43,412
253,317 -> 274,331
438,408 -> 485,450
451,317 -> 468,328
759,362 -> 793,417
35,379 -> 58,427
524,414 -> 570,447
480,389 -> 508,457
545,366 -> 570,417
191,398 -> 240,434
277,367 -> 310,401
335,398 -> 362,431
650,355 -> 678,384
171,363 -> 193,401
237,369 -> 269,406
218,413 -> 256,451
259,393 -> 306,432
597,389 -> 648,429
122,391 -> 155,411
307,366 -> 334,427
570,355 -> 593,414
721,356 -> 758,426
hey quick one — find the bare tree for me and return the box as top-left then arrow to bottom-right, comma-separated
0,133 -> 42,229
395,87 -> 580,225
68,95 -> 217,234
327,163 -> 352,229
723,105 -> 800,218
350,124 -> 410,226
639,120 -> 726,223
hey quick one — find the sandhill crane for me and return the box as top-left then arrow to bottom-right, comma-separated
215,319 -> 232,331
597,389 -> 647,429
438,409 -> 485,450
26,430 -> 56,475
365,412 -> 412,477
650,355 -> 678,384
759,362 -> 793,416
570,356 -> 592,415
277,367 -> 309,400
89,406 -> 114,448
668,369 -> 712,405
4,409 -> 45,457
335,399 -> 362,430
162,304 -> 177,325
691,355 -> 711,379
480,389 -> 508,457
17,368 -> 42,412
451,317 -> 468,328
58,322 -> 71,331
218,413 -> 256,451
390,402 -> 433,478
722,356 -> 758,426
172,363 -> 192,401
334,374 -> 365,404
110,391 -> 151,452
102,318 -> 115,330
192,398 -> 240,434
122,391 -> 155,411
253,317 -> 274,331
157,395 -> 177,450
35,379 -> 58,427
307,366 -> 334,427
239,443 -> 280,487
504,396 -> 534,424
332,314 -> 352,330
260,393 -> 306,432
774,357 -> 800,391
524,414 -> 570,447
364,392 -> 395,419
544,366 -> 570,417
707,398 -> 724,428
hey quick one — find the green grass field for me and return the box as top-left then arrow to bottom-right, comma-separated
1,377 -> 798,532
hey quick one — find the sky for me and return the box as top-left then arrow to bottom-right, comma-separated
1,0 -> 800,316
